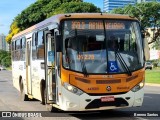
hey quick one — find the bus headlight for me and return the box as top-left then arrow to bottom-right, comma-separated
131,80 -> 145,92
63,82 -> 83,96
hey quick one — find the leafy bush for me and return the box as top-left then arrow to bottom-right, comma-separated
148,59 -> 160,67
0,50 -> 11,68
1,56 -> 11,67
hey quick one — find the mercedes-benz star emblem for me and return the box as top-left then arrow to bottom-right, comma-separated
106,86 -> 111,91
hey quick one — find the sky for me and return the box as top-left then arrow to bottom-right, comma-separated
0,0 -> 103,35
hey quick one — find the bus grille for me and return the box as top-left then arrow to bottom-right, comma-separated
85,98 -> 129,109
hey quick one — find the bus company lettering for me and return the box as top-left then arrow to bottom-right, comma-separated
88,87 -> 99,90
117,87 -> 129,90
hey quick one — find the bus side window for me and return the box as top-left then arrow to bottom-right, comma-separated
15,39 -> 21,61
32,33 -> 37,60
14,41 -> 16,61
37,31 -> 44,60
12,42 -> 15,61
21,37 -> 26,61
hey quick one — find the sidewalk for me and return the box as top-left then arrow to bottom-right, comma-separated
145,83 -> 160,87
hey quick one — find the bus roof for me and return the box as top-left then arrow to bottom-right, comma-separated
12,13 -> 138,40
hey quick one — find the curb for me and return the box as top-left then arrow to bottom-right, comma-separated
145,83 -> 160,87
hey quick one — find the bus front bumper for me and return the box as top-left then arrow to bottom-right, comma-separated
58,87 -> 144,111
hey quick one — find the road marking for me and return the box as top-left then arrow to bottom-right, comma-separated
144,95 -> 152,99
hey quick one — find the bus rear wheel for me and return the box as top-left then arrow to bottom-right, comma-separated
44,88 -> 58,112
20,80 -> 29,101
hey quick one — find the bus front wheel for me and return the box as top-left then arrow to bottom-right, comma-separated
46,104 -> 58,112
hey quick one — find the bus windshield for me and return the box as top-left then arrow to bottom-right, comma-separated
62,19 -> 144,74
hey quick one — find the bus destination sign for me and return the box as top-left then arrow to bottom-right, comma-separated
71,21 -> 125,30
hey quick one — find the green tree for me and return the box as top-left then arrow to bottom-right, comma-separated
111,2 -> 160,44
16,0 -> 51,30
47,2 -> 101,17
1,56 -> 11,68
0,50 -> 7,64
0,50 -> 11,67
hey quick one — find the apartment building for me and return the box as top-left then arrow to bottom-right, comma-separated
0,34 -> 9,51
103,0 -> 160,12
103,0 -> 136,12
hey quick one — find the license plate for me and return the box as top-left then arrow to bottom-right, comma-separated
101,96 -> 115,102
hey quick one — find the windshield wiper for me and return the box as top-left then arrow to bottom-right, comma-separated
75,29 -> 88,77
80,52 -> 88,77
116,51 -> 132,76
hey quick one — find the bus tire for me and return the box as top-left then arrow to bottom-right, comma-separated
40,80 -> 46,105
46,104 -> 58,112
19,78 -> 29,101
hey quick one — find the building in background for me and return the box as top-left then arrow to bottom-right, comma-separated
149,50 -> 160,60
103,0 -> 136,12
0,34 -> 9,51
103,0 -> 160,12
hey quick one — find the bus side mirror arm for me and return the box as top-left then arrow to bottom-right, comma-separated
55,35 -> 63,52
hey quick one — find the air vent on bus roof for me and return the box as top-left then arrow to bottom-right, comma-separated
65,14 -> 71,17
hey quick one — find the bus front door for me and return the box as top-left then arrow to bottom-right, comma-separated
44,31 -> 56,104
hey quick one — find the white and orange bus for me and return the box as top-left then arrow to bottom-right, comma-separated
11,13 -> 147,111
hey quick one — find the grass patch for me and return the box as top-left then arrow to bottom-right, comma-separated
5,67 -> 12,71
145,67 -> 160,84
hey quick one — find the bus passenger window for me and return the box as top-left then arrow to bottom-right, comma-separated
11,42 -> 15,61
37,31 -> 44,59
32,33 -> 37,60
21,38 -> 26,61
15,39 -> 21,61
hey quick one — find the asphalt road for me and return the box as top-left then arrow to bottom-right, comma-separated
0,70 -> 160,120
